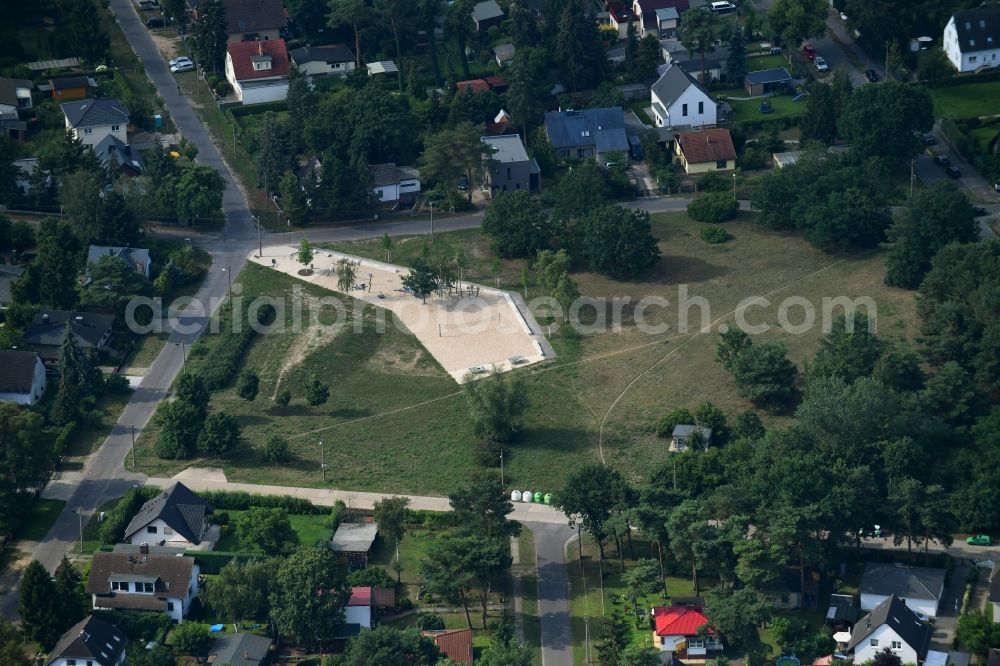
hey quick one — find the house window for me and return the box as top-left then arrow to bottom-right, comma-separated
84,127 -> 92,135
163,526 -> 173,535
870,639 -> 879,647
111,581 -> 125,591
167,601 -> 175,611
970,40 -> 976,47
507,167 -> 511,179
67,661 -> 77,666
142,582 -> 154,593
716,160 -> 727,169
577,149 -> 585,158
891,641 -> 902,650
147,525 -> 158,533
690,640 -> 705,648
682,103 -> 688,116
111,124 -> 119,132
970,56 -> 978,63
698,101 -> 704,114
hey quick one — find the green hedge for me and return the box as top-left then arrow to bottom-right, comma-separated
100,487 -> 162,545
187,551 -> 259,574
54,421 -> 77,456
230,100 -> 288,117
200,489 -> 327,515
200,305 -> 275,390
930,69 -> 1000,89
93,610 -> 174,642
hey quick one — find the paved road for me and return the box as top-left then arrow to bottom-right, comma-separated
529,523 -> 576,666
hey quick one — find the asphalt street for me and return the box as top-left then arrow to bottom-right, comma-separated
528,523 -> 577,666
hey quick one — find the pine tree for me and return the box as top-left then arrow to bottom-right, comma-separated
54,556 -> 86,632
596,611 -> 631,666
35,219 -> 80,309
193,0 -> 228,72
52,324 -> 92,425
19,561 -> 62,649
725,25 -> 747,84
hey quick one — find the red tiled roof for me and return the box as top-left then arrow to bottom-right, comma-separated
608,2 -> 630,23
484,75 -> 508,90
227,38 -> 290,81
675,128 -> 737,165
456,79 -> 490,93
652,606 -> 713,636
422,629 -> 473,664
372,586 -> 396,608
348,586 -> 372,606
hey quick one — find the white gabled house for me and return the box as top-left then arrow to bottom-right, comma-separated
60,99 -> 129,147
225,38 -> 290,105
123,482 -> 213,549
86,549 -> 200,622
846,595 -> 931,665
944,5 -> 1000,72
0,350 -> 46,406
650,64 -> 717,130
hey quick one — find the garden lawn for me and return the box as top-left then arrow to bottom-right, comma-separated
14,499 -> 66,542
747,54 -> 789,71
933,80 -> 1000,119
728,93 -> 805,120
212,510 -> 333,553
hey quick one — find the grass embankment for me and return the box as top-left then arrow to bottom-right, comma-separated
933,80 -> 1000,119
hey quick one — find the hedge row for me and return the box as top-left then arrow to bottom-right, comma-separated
53,421 -> 76,457
100,486 -> 162,545
94,610 -> 174,642
188,551 -> 259,575
200,489 -> 327,515
200,304 -> 275,390
931,68 -> 1000,89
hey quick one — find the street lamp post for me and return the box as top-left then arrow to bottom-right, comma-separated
175,341 -> 187,373
732,172 -> 737,200
429,201 -> 434,242
255,215 -> 262,258
76,508 -> 84,553
130,424 -> 136,471
320,440 -> 326,483
223,265 -> 233,308
500,448 -> 504,486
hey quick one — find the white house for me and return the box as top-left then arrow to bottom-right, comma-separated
371,163 -> 421,204
669,424 -> 712,452
60,99 -> 129,147
846,595 -> 931,665
650,64 -> 717,129
651,605 -> 723,657
123,482 -> 213,549
860,563 -> 945,618
46,615 -> 128,666
943,6 -> 1000,72
289,44 -> 356,77
0,350 -> 46,406
225,38 -> 290,105
346,586 -> 374,629
87,549 -> 200,622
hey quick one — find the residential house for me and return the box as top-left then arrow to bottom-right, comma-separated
14,157 -> 52,196
61,99 -> 129,147
123,482 -> 213,549
660,39 -> 732,82
669,424 -> 711,452
0,350 -> 47,406
486,108 -> 513,135
673,128 -> 736,174
650,64 -> 716,129
207,633 -> 273,666
846,595 -> 931,665
987,562 -> 999,622
23,310 -> 115,365
826,593 -> 861,632
943,6 -> 1000,72
494,43 -> 516,67
604,3 -> 633,39
223,0 -> 287,43
482,134 -> 540,196
860,563 -> 945,618
0,110 -> 27,140
330,522 -> 379,566
290,44 -> 356,77
0,264 -> 25,309
471,0 -> 504,32
225,39 -> 290,105
86,549 -> 200,622
544,107 -> 629,162
651,604 -> 722,657
422,629 -> 474,664
991,649 -> 1000,666
456,78 -> 491,94
632,0 -> 690,38
50,76 -> 95,101
0,77 -> 32,114
46,615 -> 128,666
347,586 -> 374,629
371,163 -> 421,204
744,67 -> 793,96
92,135 -> 144,177
87,246 -> 153,279
656,6 -> 681,38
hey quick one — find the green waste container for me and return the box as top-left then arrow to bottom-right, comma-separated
543,493 -> 552,505
533,491 -> 543,503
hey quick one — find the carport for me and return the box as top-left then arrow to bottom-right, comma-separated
744,67 -> 793,96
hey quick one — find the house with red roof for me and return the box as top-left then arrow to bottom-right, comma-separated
651,605 -> 723,657
421,628 -> 473,664
346,586 -> 373,629
224,39 -> 290,105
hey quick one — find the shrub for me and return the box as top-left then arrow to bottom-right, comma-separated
94,610 -> 173,643
416,613 -> 445,631
100,487 -> 161,544
198,489 -> 326,514
689,193 -> 739,224
696,172 -> 730,192
305,378 -> 329,407
348,568 -> 395,588
200,305 -> 275,390
197,412 -> 241,454
53,421 -> 77,456
214,80 -> 231,96
274,390 -> 291,406
655,407 -> 694,438
171,622 -> 212,655
263,434 -> 290,463
212,511 -> 229,526
104,373 -> 132,394
700,226 -> 730,243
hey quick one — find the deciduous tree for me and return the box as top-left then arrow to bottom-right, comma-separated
581,206 -> 661,280
201,558 -> 278,625
463,367 -> 529,443
270,547 -> 348,649
680,8 -> 726,83
237,507 -> 297,555
342,626 -> 442,666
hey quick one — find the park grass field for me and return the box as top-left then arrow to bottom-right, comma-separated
138,212 -> 915,496
932,80 -> 1000,119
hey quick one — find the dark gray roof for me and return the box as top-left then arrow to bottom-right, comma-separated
0,77 -> 31,108
544,107 -> 629,154
224,0 -> 287,34
24,310 -> 115,351
990,563 -> 1000,604
951,5 -> 1000,53
290,44 -> 355,65
330,522 -> 378,553
0,350 -> 41,394
990,648 -> 1000,666
124,482 -> 212,544
672,424 -> 712,440
745,67 -> 793,85
651,64 -> 710,108
860,563 -> 945,602
60,99 -> 129,128
847,595 -> 930,658
494,43 -> 516,62
472,0 -> 503,23
0,264 -> 24,306
92,135 -> 144,173
87,245 -> 150,271
371,163 -> 420,187
210,633 -> 273,666
50,76 -> 92,90
482,134 -> 529,163
46,615 -> 128,666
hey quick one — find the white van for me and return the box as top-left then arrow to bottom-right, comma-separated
710,1 -> 737,12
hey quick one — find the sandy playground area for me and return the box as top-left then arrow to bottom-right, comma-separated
249,246 -> 552,382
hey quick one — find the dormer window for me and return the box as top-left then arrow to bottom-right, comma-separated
970,39 -> 976,47
252,54 -> 273,71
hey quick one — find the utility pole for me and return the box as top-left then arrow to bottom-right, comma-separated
256,215 -> 263,258
500,448 -> 504,486
76,508 -> 84,553
320,440 -> 326,483
130,424 -> 136,471
429,201 -> 434,242
223,265 -> 233,307
910,159 -> 916,198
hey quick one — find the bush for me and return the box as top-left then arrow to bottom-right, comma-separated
170,622 -> 212,655
689,192 -> 739,223
214,80 -> 231,96
54,421 -> 77,456
274,390 -> 291,407
700,226 -> 730,243
655,407 -> 694,438
189,551 -> 257,573
100,487 -> 162,544
212,511 -> 229,526
263,434 -> 290,463
196,412 -> 241,454
475,439 -> 502,468
347,567 -> 395,588
94,610 -> 173,643
416,613 -> 445,631
198,489 -> 326,514
104,373 -> 133,394
696,172 -> 730,192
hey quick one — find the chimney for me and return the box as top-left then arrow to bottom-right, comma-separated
258,41 -> 263,56
42,313 -> 49,322
139,543 -> 149,555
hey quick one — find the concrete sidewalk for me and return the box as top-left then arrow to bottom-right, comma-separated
144,476 -> 569,525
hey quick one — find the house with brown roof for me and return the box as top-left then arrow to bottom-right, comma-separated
225,39 -> 290,105
673,128 -> 736,174
86,549 -> 200,622
223,0 -> 287,43
422,628 -> 473,664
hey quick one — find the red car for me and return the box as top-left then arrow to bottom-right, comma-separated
802,43 -> 817,61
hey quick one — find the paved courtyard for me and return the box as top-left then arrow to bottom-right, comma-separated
250,246 -> 552,382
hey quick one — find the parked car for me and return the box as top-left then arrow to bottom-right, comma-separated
994,183 -> 1000,193
967,534 -> 992,546
814,56 -> 829,72
865,69 -> 878,82
146,16 -> 165,27
934,155 -> 950,167
170,59 -> 195,73
169,56 -> 192,67
946,165 -> 961,179
922,133 -> 937,145
457,176 -> 469,191
840,11 -> 848,20
802,43 -> 817,61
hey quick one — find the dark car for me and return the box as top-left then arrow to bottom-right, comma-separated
922,133 -> 937,145
457,176 -> 469,191
864,69 -> 878,82
946,166 -> 961,179
934,155 -> 950,167
974,206 -> 988,216
145,16 -> 165,27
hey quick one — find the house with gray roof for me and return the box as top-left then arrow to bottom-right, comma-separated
46,615 -> 128,666
124,482 -> 214,549
650,64 -> 716,129
61,98 -> 129,147
494,43 -> 516,67
371,163 -> 421,204
23,310 -> 115,364
670,424 -> 712,452
471,0 -> 504,31
92,135 -> 144,177
290,44 -> 357,77
846,595 -> 931,665
0,350 -> 46,406
207,633 -> 273,666
0,77 -> 32,114
544,107 -> 629,162
482,134 -> 540,196
87,246 -> 152,279
331,522 -> 379,565
860,563 -> 945,618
